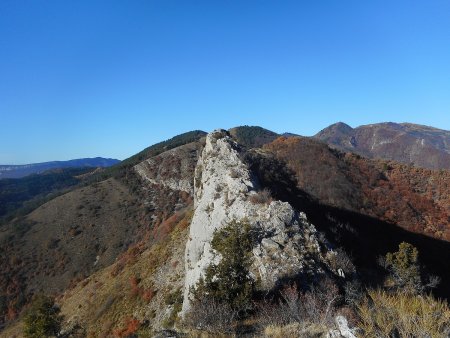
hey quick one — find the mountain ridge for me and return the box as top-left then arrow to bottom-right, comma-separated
314,121 -> 450,169
0,157 -> 120,179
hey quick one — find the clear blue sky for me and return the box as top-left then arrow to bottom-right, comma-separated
1,1 -> 449,164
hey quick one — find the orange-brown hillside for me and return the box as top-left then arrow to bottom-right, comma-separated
264,136 -> 450,241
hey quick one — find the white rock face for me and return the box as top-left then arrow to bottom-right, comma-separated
134,142 -> 200,194
135,166 -> 192,193
182,130 -> 328,313
327,316 -> 358,338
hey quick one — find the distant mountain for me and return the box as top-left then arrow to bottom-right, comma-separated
0,157 -> 120,179
281,132 -> 300,137
314,122 -> 450,169
228,125 -> 279,148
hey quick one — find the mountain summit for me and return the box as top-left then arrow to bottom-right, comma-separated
315,122 -> 450,169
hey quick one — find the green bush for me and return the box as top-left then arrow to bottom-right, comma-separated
23,295 -> 62,338
193,220 -> 254,312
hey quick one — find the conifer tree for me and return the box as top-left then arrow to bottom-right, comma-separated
194,220 -> 254,312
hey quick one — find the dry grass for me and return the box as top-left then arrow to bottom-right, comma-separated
264,323 -> 326,338
0,321 -> 24,338
357,289 -> 450,338
185,329 -> 233,338
264,323 -> 301,337
55,207 -> 193,337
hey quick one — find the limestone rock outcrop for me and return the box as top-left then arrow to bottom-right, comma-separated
182,130 -> 330,313
134,141 -> 201,194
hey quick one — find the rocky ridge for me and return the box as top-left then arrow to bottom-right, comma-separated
134,141 -> 201,195
315,122 -> 450,169
182,130 -> 332,313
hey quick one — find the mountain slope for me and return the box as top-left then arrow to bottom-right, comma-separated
0,158 -> 120,179
0,167 -> 98,222
315,122 -> 450,169
0,132 -> 206,327
1,208 -> 192,337
262,136 -> 450,241
246,136 -> 450,299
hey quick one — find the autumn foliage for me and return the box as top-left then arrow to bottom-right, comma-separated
113,317 -> 140,337
264,136 -> 450,241
129,275 -> 155,303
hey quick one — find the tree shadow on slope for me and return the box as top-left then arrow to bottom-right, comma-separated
245,152 -> 450,301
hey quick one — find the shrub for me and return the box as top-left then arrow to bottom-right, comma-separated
142,288 -> 155,303
382,242 -> 439,294
183,297 -> 237,334
165,288 -> 183,306
192,220 -> 255,313
357,289 -> 450,337
162,288 -> 183,328
210,129 -> 228,140
257,278 -> 340,329
129,275 -> 141,298
343,280 -> 363,306
23,295 -> 62,338
113,317 -> 141,338
328,248 -> 356,277
248,188 -> 272,204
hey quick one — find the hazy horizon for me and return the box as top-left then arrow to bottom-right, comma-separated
2,120 -> 449,165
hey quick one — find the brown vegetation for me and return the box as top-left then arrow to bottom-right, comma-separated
184,298 -> 237,334
248,188 -> 272,204
49,208 -> 193,337
357,289 -> 450,337
113,317 -> 141,338
0,141 -> 200,327
263,136 -> 450,241
257,279 -> 340,328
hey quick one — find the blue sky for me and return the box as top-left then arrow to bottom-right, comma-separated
1,1 -> 449,164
